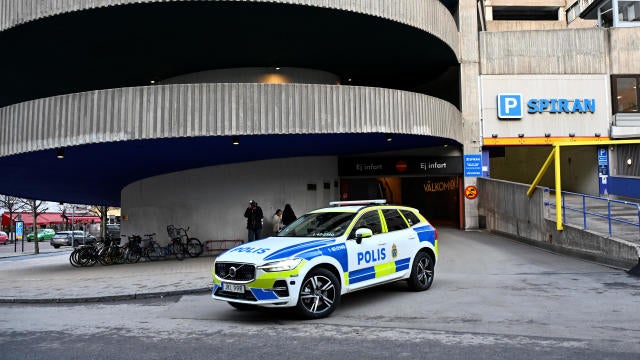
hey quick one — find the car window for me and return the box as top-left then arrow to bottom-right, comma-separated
349,210 -> 382,239
382,209 -> 408,232
277,212 -> 355,238
400,209 -> 421,227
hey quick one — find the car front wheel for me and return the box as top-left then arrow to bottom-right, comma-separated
296,268 -> 340,319
408,252 -> 434,291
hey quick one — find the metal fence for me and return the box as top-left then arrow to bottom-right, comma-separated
544,189 -> 640,242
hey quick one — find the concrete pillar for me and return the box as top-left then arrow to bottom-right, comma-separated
460,0 -> 482,229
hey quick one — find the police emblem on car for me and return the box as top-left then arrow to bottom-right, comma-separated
211,199 -> 438,319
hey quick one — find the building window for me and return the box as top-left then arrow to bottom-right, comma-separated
598,0 -> 640,27
492,6 -> 560,21
598,0 -> 614,27
619,1 -> 640,23
612,75 -> 640,113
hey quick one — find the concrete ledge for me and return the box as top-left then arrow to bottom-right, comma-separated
489,227 -> 639,271
0,287 -> 211,304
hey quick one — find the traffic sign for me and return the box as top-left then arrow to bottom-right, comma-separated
497,93 -> 523,119
464,154 -> 483,177
464,185 -> 478,200
16,221 -> 23,240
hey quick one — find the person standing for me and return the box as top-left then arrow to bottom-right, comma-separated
244,200 -> 264,242
282,203 -> 297,227
272,209 -> 283,235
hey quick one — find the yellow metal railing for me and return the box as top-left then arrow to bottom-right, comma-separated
527,139 -> 640,231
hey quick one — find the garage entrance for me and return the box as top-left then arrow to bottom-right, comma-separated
338,157 -> 463,228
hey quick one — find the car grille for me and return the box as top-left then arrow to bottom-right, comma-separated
214,287 -> 258,301
215,262 -> 255,282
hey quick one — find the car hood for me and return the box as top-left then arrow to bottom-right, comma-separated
216,236 -> 338,264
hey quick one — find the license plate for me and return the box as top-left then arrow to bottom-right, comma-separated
222,282 -> 245,294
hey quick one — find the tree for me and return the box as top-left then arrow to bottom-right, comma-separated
0,195 -> 26,243
18,199 -> 48,255
90,205 -> 113,240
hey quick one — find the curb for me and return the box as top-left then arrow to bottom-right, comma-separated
0,287 -> 211,304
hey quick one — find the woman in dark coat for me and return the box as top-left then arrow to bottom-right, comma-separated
282,204 -> 297,227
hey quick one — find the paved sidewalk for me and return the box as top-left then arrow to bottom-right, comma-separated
0,252 -> 214,303
0,241 -> 72,259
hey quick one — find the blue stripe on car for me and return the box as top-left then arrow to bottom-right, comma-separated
413,225 -> 436,245
250,288 -> 280,300
212,284 -> 219,294
349,257 -> 411,284
395,258 -> 410,272
298,243 -> 348,272
264,239 -> 336,260
349,267 -> 376,284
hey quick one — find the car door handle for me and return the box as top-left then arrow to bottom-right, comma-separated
378,243 -> 386,246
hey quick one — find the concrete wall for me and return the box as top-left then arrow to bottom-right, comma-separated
609,27 -> 640,74
480,28 -> 608,75
121,156 -> 339,245
478,177 -> 640,269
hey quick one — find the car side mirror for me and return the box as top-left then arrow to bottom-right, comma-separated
355,228 -> 373,245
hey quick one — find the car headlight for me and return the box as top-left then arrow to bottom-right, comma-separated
257,258 -> 303,272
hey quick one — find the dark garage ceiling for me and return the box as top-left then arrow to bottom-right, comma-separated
0,1 -> 461,206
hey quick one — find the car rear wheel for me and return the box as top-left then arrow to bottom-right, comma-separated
296,268 -> 340,319
53,245 -> 60,249
408,252 -> 434,291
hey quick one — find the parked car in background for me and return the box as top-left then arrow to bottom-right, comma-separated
0,231 -> 8,245
26,228 -> 56,242
50,231 -> 96,248
106,224 -> 120,242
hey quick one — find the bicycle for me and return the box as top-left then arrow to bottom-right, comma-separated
124,234 -> 144,263
69,240 -> 105,268
144,232 -> 186,261
167,225 -> 203,258
97,236 -> 127,265
143,233 -> 163,261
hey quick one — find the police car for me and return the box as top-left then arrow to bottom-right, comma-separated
211,200 -> 438,319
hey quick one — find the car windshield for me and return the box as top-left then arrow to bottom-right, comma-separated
276,211 -> 355,238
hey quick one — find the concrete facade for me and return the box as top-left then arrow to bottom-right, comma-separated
122,156 -> 339,244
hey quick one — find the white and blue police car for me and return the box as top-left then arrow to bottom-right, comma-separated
211,200 -> 438,319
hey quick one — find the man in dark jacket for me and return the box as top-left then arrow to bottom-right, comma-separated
244,200 -> 264,242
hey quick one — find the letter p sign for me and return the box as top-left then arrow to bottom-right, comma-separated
497,94 -> 523,120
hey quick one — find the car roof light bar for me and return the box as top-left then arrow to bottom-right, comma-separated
329,199 -> 387,207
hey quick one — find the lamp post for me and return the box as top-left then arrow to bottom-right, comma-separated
71,205 -> 75,247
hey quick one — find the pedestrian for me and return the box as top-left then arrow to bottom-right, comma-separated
272,209 -> 283,234
244,200 -> 264,242
282,203 -> 297,227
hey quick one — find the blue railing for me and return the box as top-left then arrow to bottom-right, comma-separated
544,189 -> 640,239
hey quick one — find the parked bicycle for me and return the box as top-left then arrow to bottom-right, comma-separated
167,225 -> 203,258
146,232 -> 186,261
69,240 -> 106,267
124,234 -> 145,263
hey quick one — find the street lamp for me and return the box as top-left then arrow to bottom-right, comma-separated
71,205 -> 75,248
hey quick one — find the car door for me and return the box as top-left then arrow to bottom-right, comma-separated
379,208 -> 415,279
344,209 -> 390,291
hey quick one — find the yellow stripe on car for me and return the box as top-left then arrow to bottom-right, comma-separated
374,261 -> 396,278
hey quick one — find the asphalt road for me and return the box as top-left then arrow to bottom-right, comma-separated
0,229 -> 639,359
